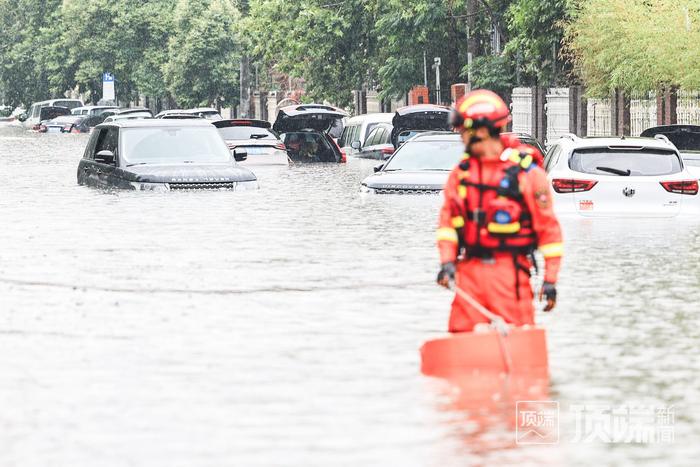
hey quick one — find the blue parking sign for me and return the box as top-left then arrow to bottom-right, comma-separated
102,72 -> 115,83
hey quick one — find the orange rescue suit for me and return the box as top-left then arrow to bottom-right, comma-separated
437,145 -> 563,332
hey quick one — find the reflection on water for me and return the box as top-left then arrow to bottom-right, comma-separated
1,123 -> 699,466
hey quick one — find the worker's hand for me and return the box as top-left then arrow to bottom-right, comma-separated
539,281 -> 557,312
436,262 -> 456,289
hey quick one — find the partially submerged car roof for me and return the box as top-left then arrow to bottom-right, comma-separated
273,103 -> 349,133
640,125 -> 700,153
213,119 -> 271,129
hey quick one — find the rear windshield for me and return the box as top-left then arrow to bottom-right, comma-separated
53,100 -> 82,110
383,140 -> 462,171
570,148 -> 681,176
50,116 -> 82,123
218,126 -> 277,140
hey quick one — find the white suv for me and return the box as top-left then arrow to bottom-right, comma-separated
545,134 -> 700,217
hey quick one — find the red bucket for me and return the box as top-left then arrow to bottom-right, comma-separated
420,327 -> 548,378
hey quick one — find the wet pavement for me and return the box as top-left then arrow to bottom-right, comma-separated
1,123 -> 699,466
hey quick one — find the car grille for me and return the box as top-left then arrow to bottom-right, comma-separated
169,182 -> 236,190
373,187 -> 442,195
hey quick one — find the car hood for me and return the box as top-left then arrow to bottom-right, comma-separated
362,170 -> 450,191
391,105 -> 451,147
273,104 -> 348,134
640,125 -> 700,152
122,163 -> 256,183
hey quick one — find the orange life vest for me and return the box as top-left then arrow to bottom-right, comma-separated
450,148 -> 538,258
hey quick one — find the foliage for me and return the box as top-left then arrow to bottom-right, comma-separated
506,0 -> 572,85
165,0 -> 241,107
565,0 -> 700,95
464,54 -> 515,98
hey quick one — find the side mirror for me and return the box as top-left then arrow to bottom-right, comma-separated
95,149 -> 115,164
351,141 -> 361,150
233,148 -> 248,162
17,113 -> 28,122
374,164 -> 384,173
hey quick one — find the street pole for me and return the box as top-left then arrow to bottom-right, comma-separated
423,51 -> 428,87
434,57 -> 441,105
239,0 -> 250,118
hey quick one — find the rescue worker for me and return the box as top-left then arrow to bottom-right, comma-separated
436,89 -> 562,332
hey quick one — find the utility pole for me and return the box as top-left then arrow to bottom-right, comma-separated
433,57 -> 441,104
423,51 -> 428,87
239,0 -> 250,117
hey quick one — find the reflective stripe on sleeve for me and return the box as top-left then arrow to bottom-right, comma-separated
540,242 -> 564,258
437,227 -> 459,243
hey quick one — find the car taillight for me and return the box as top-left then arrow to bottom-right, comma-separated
227,144 -> 236,150
340,150 -> 347,163
38,125 -> 47,133
552,178 -> 598,193
380,147 -> 394,155
660,180 -> 699,195
275,143 -> 286,151
63,125 -> 73,132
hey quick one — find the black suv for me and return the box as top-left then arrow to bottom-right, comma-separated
77,119 -> 258,191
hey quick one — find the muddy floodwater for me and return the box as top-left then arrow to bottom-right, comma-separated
1,123 -> 699,466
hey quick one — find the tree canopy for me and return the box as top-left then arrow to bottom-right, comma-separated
566,0 -> 700,95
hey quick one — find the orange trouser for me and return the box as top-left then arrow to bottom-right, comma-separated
448,255 -> 535,333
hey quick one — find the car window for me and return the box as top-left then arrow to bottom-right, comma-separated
350,125 -> 360,145
380,128 -> 392,144
94,127 -> 119,163
364,127 -> 380,146
364,123 -> 381,141
569,148 -> 682,176
217,126 -> 277,140
31,105 -> 40,118
83,130 -> 101,159
383,140 -> 463,171
544,145 -> 561,173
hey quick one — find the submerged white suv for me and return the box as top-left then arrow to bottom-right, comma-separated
544,134 -> 700,217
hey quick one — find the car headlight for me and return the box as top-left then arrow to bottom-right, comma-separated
235,180 -> 259,191
129,181 -> 170,192
360,183 -> 376,194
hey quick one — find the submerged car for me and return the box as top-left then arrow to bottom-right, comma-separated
39,115 -> 91,134
213,119 -> 288,166
77,119 -> 258,191
361,132 -> 463,194
102,107 -> 154,123
31,106 -> 72,130
390,104 -> 451,148
640,125 -> 700,178
19,98 -> 84,128
273,104 -> 348,162
338,112 -> 393,157
545,134 -> 699,217
352,122 -> 394,160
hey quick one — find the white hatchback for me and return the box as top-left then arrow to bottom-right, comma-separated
545,134 -> 700,217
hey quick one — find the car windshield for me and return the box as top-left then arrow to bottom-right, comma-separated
218,126 -> 277,140
383,140 -> 463,171
120,127 -> 232,165
569,148 -> 681,176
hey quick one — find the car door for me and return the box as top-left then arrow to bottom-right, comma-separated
90,127 -> 120,187
77,130 -> 101,186
360,128 -> 381,159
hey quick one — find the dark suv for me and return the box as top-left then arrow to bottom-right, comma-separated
77,119 -> 258,191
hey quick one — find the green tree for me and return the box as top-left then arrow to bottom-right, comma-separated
244,0 -> 379,107
164,0 -> 241,108
565,0 -> 700,95
505,0 -> 572,85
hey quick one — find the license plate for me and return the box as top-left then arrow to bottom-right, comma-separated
46,127 -> 61,133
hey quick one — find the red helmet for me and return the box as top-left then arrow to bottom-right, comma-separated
450,89 -> 511,131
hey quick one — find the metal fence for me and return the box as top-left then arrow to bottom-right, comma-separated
678,90 -> 700,125
630,91 -> 656,136
587,98 -> 612,136
546,88 -> 570,143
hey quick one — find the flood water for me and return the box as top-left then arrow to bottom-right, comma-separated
1,123 -> 699,466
